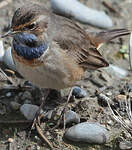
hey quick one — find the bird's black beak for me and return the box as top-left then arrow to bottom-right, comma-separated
1,29 -> 18,38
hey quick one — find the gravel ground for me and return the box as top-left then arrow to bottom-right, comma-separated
0,0 -> 132,150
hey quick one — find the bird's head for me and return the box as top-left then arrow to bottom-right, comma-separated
1,4 -> 50,61
1,3 -> 49,38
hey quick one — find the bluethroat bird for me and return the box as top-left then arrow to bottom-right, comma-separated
1,4 -> 130,127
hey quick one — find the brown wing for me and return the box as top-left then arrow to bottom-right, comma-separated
53,16 -> 109,70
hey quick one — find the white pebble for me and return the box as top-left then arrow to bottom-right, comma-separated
3,47 -> 16,71
105,64 -> 128,78
8,138 -> 14,143
51,0 -> 113,28
65,122 -> 109,144
6,92 -> 12,97
0,40 -> 5,61
36,145 -> 40,150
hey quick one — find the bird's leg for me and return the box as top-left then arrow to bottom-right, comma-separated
53,87 -> 73,130
31,89 -> 50,129
63,87 -> 73,129
29,89 -> 54,150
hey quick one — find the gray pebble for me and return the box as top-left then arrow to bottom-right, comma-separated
99,71 -> 111,82
21,91 -> 32,101
126,83 -> 132,92
0,104 -> 6,115
10,101 -> 21,110
24,81 -> 34,87
45,110 -> 54,120
65,110 -> 80,125
119,141 -> 132,150
24,99 -> 32,104
61,88 -> 70,97
20,104 -> 42,120
64,122 -> 109,144
72,86 -> 87,98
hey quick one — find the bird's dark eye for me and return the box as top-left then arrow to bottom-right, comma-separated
26,23 -> 36,30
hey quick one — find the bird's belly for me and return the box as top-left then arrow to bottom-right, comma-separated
15,61 -> 71,89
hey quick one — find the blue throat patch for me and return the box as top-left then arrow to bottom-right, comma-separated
13,33 -> 48,60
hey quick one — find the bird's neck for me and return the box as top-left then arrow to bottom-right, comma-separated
13,32 -> 48,60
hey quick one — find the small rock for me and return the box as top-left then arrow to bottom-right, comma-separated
90,72 -> 104,87
10,101 -> 21,110
0,104 -> 6,115
125,83 -> 132,92
36,145 -> 40,150
8,138 -> 14,143
65,110 -> 80,125
89,148 -> 96,150
98,107 -> 104,113
3,47 -> 16,71
21,91 -> 32,101
119,141 -> 132,150
20,104 -> 42,120
24,99 -> 32,104
105,64 -> 128,78
51,0 -> 113,28
107,120 -> 114,126
24,81 -> 34,87
98,93 -> 112,107
106,92 -> 112,96
99,71 -> 111,82
0,40 -> 5,61
6,92 -> 12,97
61,88 -> 70,97
45,110 -> 54,120
34,136 -> 39,140
72,86 -> 87,98
64,122 -> 109,144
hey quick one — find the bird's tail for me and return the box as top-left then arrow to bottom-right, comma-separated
89,28 -> 131,49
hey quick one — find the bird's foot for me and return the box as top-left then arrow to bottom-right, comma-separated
52,87 -> 73,130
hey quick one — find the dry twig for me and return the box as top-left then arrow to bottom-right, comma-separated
102,1 -> 121,17
0,68 -> 15,85
106,93 -> 132,135
36,123 -> 54,150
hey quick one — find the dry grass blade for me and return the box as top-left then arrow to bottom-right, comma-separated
106,94 -> 132,135
35,123 -> 54,150
0,68 -> 15,85
102,1 -> 122,17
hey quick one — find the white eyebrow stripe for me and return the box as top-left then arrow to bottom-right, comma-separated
35,15 -> 47,23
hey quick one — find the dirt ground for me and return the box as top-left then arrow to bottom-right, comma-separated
0,0 -> 132,150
